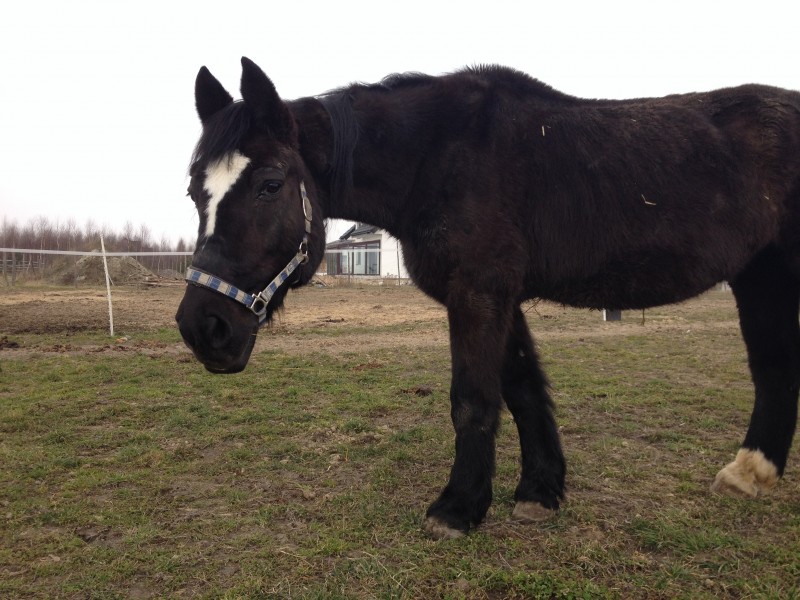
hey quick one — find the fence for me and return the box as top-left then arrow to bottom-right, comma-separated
2,248 -> 727,326
0,247 -> 410,286
0,248 -> 193,286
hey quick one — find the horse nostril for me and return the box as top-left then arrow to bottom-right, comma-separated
204,314 -> 232,349
175,307 -> 192,343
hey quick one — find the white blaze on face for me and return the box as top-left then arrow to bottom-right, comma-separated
203,151 -> 251,237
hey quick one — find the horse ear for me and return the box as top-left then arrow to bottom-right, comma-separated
240,57 -> 296,142
195,66 -> 234,125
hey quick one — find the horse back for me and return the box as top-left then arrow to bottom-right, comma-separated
402,71 -> 800,309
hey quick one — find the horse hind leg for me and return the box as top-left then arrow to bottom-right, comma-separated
712,247 -> 800,497
502,307 -> 566,520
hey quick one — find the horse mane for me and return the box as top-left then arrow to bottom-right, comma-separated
315,71 -> 445,206
373,71 -> 437,91
318,92 -> 359,207
191,101 -> 252,168
465,64 -> 578,103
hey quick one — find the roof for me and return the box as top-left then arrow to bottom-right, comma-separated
339,222 -> 380,240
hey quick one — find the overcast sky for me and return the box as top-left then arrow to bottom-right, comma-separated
1,0 -> 797,246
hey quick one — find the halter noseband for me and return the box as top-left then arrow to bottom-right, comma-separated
185,180 -> 313,326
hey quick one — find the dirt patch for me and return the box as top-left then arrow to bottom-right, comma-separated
0,287 -> 168,334
0,283 -> 740,357
0,282 -> 448,339
0,335 -> 20,349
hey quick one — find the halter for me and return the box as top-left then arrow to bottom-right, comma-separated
185,180 -> 313,326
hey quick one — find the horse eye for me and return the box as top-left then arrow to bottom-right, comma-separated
259,180 -> 283,197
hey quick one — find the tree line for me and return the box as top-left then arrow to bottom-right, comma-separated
1,215 -> 194,282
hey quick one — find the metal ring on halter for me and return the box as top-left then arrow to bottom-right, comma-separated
250,295 -> 268,319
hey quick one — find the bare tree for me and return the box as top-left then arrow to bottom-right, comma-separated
1,217 -> 19,286
84,219 -> 98,250
138,223 -> 152,248
122,220 -> 135,252
65,218 -> 78,251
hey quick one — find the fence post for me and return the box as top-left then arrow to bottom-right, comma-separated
100,236 -> 115,337
396,248 -> 401,286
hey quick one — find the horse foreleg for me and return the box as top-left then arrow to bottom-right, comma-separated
502,307 -> 566,520
423,293 -> 510,539
712,248 -> 800,497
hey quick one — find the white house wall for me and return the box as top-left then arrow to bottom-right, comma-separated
379,231 -> 409,279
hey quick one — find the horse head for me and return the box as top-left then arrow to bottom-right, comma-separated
176,58 -> 326,373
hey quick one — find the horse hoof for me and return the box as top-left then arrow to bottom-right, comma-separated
511,501 -> 557,522
423,516 -> 465,540
710,448 -> 778,498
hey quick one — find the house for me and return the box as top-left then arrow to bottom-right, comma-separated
325,223 -> 409,279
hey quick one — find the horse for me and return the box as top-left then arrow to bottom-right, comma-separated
176,57 -> 800,539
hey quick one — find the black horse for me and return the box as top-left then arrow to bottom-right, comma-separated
176,58 -> 800,538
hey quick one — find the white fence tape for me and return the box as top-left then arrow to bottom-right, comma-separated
0,248 -> 401,256
0,248 -> 193,256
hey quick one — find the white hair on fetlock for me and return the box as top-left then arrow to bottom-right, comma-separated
711,448 -> 778,497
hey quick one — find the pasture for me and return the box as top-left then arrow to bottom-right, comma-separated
1,283 -> 798,599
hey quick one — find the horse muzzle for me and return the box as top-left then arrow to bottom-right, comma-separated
175,285 -> 258,374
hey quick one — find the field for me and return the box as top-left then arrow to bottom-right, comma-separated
1,283 -> 798,599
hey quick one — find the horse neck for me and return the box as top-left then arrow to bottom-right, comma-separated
295,82 -> 455,237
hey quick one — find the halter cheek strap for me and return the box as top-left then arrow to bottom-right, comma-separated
185,181 -> 313,326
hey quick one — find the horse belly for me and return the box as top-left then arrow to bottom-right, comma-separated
531,191 -> 780,309
536,248 -> 733,310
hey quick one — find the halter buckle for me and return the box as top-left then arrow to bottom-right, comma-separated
250,294 -> 269,319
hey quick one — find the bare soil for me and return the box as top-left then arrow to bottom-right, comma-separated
0,282 -> 444,351
0,282 -> 740,356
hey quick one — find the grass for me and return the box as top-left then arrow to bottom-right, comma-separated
1,285 -> 799,598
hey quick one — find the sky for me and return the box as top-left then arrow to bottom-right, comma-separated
1,0 -> 797,247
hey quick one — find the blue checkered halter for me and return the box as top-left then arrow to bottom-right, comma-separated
185,181 -> 313,326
